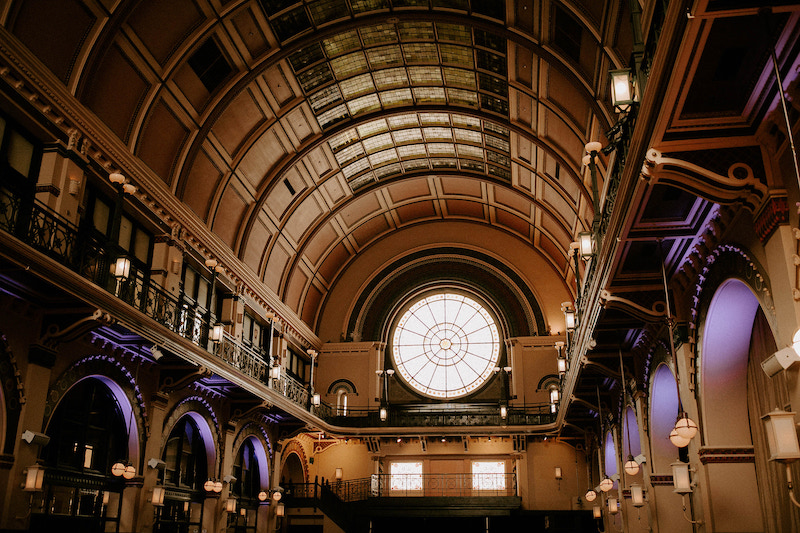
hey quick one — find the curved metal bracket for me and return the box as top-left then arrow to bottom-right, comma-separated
39,309 -> 115,350
600,290 -> 667,323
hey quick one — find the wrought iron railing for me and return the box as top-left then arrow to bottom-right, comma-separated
319,403 -> 556,427
216,332 -> 270,383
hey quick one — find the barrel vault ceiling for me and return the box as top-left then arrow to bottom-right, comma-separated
1,0 -> 639,336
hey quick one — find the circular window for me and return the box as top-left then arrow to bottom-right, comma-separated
391,292 -> 501,399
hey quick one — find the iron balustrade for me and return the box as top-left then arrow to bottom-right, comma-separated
320,403 -> 556,427
215,331 -> 270,383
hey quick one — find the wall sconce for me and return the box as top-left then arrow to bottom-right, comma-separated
113,257 -> 131,280
223,474 -> 237,484
109,172 -> 125,184
593,505 -> 602,519
762,409 -> 800,508
276,502 -> 285,517
561,302 -> 576,330
210,323 -> 224,343
225,497 -> 237,514
147,458 -> 166,470
555,341 -> 567,375
671,461 -> 692,494
762,330 -> 800,376
312,393 -> 321,407
500,404 -> 508,419
607,497 -> 619,514
609,68 -> 637,113
630,483 -> 645,508
270,365 -> 281,380
152,486 -> 165,506
578,231 -> 595,259
21,430 -> 50,446
585,489 -> 597,502
554,466 -> 562,480
379,406 -> 388,422
23,464 -> 44,491
549,387 -> 560,404
335,468 -> 343,481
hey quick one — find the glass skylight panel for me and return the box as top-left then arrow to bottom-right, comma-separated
379,88 -> 413,107
461,160 -> 485,172
323,31 -> 361,57
447,88 -> 478,107
481,94 -> 509,114
330,51 -> 368,78
340,73 -> 375,99
368,148 -> 398,166
479,73 -> 508,97
428,143 -> 455,156
397,144 -> 427,159
432,0 -> 469,10
347,93 -> 381,115
357,119 -> 388,137
431,158 -> 457,168
412,87 -> 446,103
476,49 -> 506,74
403,43 -> 438,64
487,151 -> 510,167
375,162 -> 402,179
334,142 -> 365,166
328,128 -> 359,151
484,121 -> 509,138
392,128 -> 423,144
403,159 -> 429,171
392,293 -> 499,399
408,66 -> 443,85
288,43 -> 325,72
485,135 -> 510,153
350,0 -> 389,14
349,172 -> 375,191
362,132 -> 393,153
452,114 -> 481,129
443,68 -> 476,88
420,112 -> 450,125
423,127 -> 452,141
360,23 -> 397,45
398,21 -> 434,40
316,104 -> 349,128
440,45 -> 472,65
297,63 -> 334,92
454,128 -> 482,144
436,23 -> 471,44
474,29 -> 505,53
343,157 -> 370,178
387,114 -> 419,129
309,85 -> 343,111
308,0 -> 349,25
489,165 -> 510,180
373,68 -> 409,89
457,144 -> 483,158
366,46 -> 404,68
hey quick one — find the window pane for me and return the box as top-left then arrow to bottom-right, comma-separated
93,199 -> 110,234
133,230 -> 150,263
472,461 -> 505,491
7,130 -> 33,177
390,462 -> 423,492
118,215 -> 133,251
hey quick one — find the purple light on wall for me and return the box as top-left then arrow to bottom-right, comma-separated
623,406 -> 641,457
604,431 -> 617,480
651,364 -> 678,471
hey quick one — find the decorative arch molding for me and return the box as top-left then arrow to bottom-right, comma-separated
161,396 -> 222,479
280,439 -> 309,484
348,247 -> 546,343
0,333 -> 24,455
327,379 -> 357,395
44,355 -> 148,462
232,423 -> 272,488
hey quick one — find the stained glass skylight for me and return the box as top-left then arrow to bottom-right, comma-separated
391,292 -> 500,399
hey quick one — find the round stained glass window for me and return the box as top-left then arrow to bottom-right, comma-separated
391,292 -> 500,399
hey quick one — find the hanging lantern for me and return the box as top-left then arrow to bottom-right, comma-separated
624,455 -> 640,476
123,464 -> 136,480
584,489 -> 597,502
599,477 -> 613,492
671,461 -> 692,494
608,497 -> 619,514
630,483 -> 645,508
761,409 -> 800,462
593,505 -> 602,519
669,427 -> 691,447
674,415 -> 699,440
204,479 -> 215,492
258,491 -> 268,502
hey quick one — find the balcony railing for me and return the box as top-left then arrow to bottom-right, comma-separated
0,189 -> 558,429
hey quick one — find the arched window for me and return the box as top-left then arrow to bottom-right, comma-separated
162,416 -> 208,491
336,388 -> 348,416
45,378 -> 127,475
391,292 -> 500,399
233,438 -> 262,500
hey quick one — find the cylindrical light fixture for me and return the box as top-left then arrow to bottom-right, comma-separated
609,69 -> 636,112
24,464 -> 45,491
761,409 -> 800,462
225,497 -> 237,513
335,467 -> 343,480
554,466 -> 562,480
312,393 -> 321,406
276,502 -> 285,517
563,305 -> 576,330
578,232 -> 594,259
152,486 -> 165,506
500,404 -> 508,419
630,483 -> 644,508
593,505 -> 602,519
671,461 -> 692,494
270,365 -> 281,380
210,323 -> 224,343
113,257 -> 132,280
608,497 -> 619,514
380,407 -> 388,421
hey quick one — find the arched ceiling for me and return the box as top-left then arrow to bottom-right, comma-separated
5,0 -> 633,334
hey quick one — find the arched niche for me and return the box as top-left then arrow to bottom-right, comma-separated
650,364 -> 679,473
604,430 -> 618,490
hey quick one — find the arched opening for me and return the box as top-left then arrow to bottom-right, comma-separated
281,452 -> 306,486
603,431 -> 617,488
231,436 -> 269,532
650,363 -> 679,474
336,388 -> 349,416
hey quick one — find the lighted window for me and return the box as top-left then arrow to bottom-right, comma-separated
390,461 -> 423,492
472,461 -> 506,491
392,292 -> 500,399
